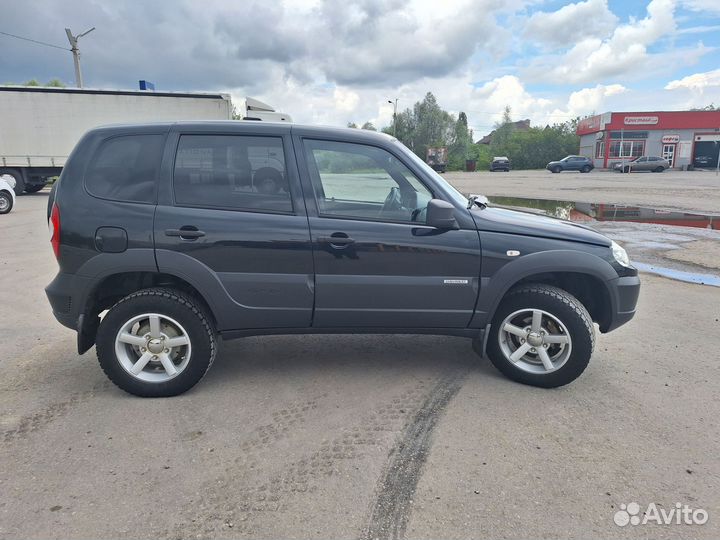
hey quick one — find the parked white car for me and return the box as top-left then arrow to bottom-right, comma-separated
0,174 -> 17,214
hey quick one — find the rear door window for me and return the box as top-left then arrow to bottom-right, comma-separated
85,134 -> 165,203
173,135 -> 292,213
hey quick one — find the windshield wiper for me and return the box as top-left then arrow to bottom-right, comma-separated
467,194 -> 489,210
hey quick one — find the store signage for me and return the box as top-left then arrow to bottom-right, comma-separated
624,116 -> 659,125
662,134 -> 680,143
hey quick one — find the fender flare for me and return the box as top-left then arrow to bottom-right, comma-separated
471,249 -> 617,327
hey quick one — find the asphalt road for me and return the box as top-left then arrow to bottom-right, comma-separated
1,189 -> 718,539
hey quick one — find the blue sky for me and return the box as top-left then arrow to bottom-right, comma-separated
1,0 -> 719,136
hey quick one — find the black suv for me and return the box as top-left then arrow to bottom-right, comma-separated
46,122 -> 640,397
490,156 -> 510,172
546,155 -> 594,173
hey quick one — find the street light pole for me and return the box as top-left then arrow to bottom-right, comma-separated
388,99 -> 398,137
65,27 -> 95,88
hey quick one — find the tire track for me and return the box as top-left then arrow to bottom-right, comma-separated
363,369 -> 467,540
167,378 -> 437,538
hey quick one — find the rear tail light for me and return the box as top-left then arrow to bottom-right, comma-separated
49,203 -> 61,260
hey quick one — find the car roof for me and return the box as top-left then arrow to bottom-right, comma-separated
86,120 -> 398,144
493,156 -> 509,160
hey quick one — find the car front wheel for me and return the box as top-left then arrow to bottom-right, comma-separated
552,166 -> 562,173
484,284 -> 594,388
0,191 -> 13,214
96,288 -> 217,397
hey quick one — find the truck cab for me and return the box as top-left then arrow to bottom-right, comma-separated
46,122 -> 640,396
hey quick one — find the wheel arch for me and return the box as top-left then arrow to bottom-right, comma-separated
79,270 -> 218,354
473,250 -> 617,332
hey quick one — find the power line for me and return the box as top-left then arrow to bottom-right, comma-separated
0,30 -> 69,51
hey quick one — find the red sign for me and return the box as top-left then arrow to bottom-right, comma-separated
662,134 -> 679,143
624,116 -> 658,125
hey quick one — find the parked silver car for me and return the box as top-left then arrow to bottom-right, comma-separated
613,156 -> 669,173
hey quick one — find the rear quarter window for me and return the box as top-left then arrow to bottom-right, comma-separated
85,134 -> 165,203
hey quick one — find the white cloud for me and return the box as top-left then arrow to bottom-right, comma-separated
524,0 -> 708,84
333,87 -> 360,112
664,69 -> 720,108
681,0 -> 720,15
665,69 -> 720,91
524,0 -> 618,48
471,75 -> 552,120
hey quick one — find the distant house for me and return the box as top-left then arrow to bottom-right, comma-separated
476,119 -> 531,145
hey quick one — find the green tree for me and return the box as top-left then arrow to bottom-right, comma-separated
411,92 -> 454,161
448,111 -> 472,170
488,120 -> 580,169
691,104 -> 718,111
45,79 -> 66,88
24,79 -> 40,86
361,121 -> 376,131
347,122 -> 358,128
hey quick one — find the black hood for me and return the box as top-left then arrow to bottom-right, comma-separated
471,206 -> 612,247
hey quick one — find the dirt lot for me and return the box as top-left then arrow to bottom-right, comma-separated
445,168 -> 720,214
0,187 -> 718,540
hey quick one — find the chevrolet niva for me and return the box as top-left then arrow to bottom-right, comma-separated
46,122 -> 639,396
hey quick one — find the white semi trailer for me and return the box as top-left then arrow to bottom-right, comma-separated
0,86 -> 233,194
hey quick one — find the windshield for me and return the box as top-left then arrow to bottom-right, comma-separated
393,140 -> 469,207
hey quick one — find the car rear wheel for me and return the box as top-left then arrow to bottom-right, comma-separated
96,288 -> 217,397
484,284 -> 594,388
581,165 -> 591,173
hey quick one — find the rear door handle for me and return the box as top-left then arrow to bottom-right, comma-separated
165,227 -> 205,240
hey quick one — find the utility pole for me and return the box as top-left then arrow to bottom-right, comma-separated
65,27 -> 95,88
388,99 -> 398,137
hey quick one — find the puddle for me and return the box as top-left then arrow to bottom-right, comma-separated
487,196 -> 719,230
632,262 -> 720,287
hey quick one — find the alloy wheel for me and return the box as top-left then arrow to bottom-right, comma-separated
498,308 -> 572,374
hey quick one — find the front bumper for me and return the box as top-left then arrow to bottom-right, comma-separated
602,274 -> 641,332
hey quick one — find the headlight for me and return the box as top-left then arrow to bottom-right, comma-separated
611,240 -> 631,268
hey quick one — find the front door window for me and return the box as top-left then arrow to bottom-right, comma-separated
303,140 -> 433,223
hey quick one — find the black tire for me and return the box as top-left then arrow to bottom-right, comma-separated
484,284 -> 594,388
552,166 -> 561,173
581,165 -> 591,173
24,183 -> 46,193
96,288 -> 217,397
0,191 -> 13,214
654,166 -> 665,173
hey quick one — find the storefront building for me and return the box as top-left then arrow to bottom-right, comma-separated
576,111 -> 720,170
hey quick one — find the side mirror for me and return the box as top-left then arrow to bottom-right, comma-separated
426,199 -> 458,229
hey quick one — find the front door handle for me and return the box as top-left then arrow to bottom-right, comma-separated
165,227 -> 205,240
318,233 -> 355,247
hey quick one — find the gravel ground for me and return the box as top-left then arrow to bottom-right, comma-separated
0,188 -> 718,540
